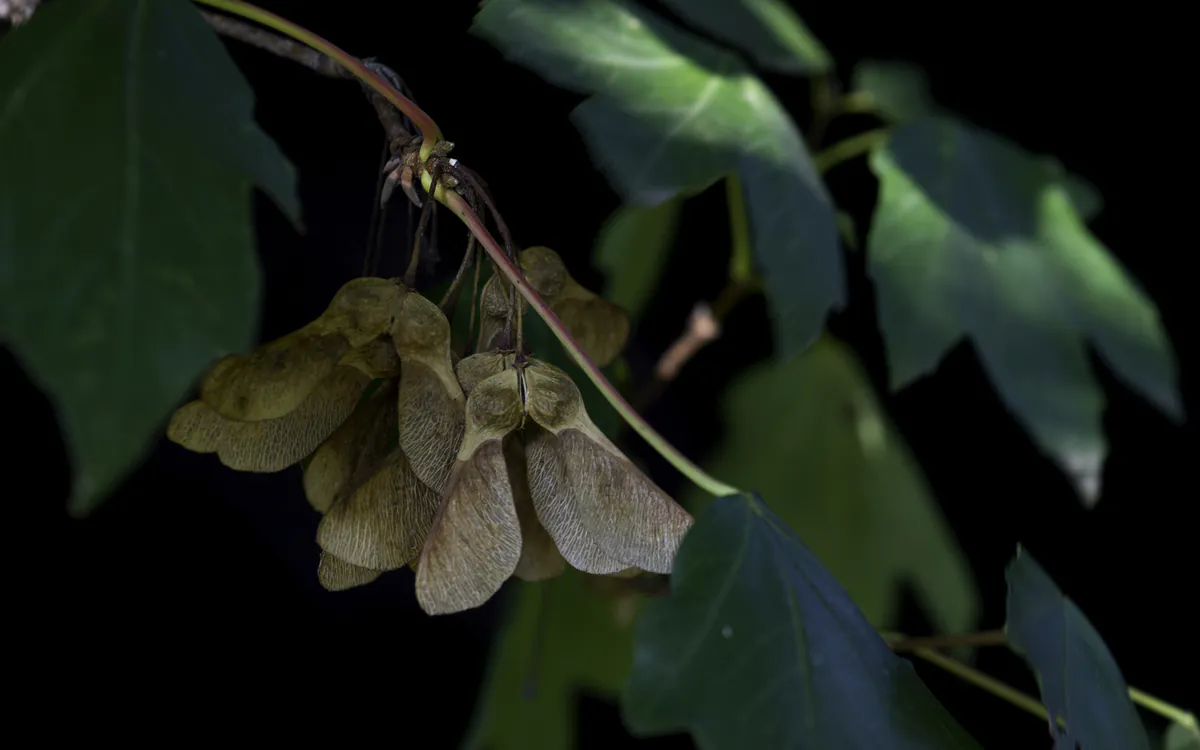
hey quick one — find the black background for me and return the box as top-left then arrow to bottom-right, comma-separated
7,1 -> 1195,746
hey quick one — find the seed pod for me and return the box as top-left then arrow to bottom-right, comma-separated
506,432 -> 566,582
416,368 -> 524,615
200,277 -> 406,422
476,274 -> 519,352
303,379 -> 398,514
519,246 -> 629,366
522,359 -> 692,574
167,366 -> 371,473
549,279 -> 629,367
519,245 -> 568,299
339,336 -> 401,379
393,293 -> 466,492
316,446 -> 441,572
318,550 -> 381,591
455,351 -> 515,396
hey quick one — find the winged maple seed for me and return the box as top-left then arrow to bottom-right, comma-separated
476,246 -> 630,364
165,273 -> 690,613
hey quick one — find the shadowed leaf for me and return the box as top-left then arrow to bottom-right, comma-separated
868,117 -> 1180,504
168,365 -> 371,473
416,369 -> 524,615
473,0 -> 841,358
524,360 -> 691,575
623,493 -> 981,749
683,337 -> 976,631
1005,547 -> 1151,750
0,0 -> 300,512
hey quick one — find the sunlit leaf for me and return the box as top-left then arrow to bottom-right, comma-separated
1005,547 -> 1151,750
850,67 -> 1102,221
623,493 -> 981,749
661,0 -> 831,74
464,573 -> 636,750
473,0 -> 842,358
867,117 -> 1180,504
0,0 -> 298,513
684,337 -> 976,632
594,199 -> 681,323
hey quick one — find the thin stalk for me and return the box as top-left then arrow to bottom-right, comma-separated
909,647 -> 1056,725
192,0 -> 441,145
812,128 -> 890,173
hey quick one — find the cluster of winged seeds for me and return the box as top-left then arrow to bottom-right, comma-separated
167,247 -> 692,615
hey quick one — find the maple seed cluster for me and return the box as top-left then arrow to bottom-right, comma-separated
167,247 -> 692,615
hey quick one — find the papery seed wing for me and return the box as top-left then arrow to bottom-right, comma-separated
393,294 -> 465,491
415,368 -> 525,614
319,276 -> 407,348
339,336 -> 401,379
318,550 -> 381,591
557,428 -> 692,574
170,366 -> 371,473
316,448 -> 441,571
455,352 -> 512,396
200,329 -> 351,422
506,432 -> 566,582
551,279 -> 630,367
303,379 -> 398,514
518,246 -> 568,299
414,442 -> 521,615
397,360 -> 464,492
199,278 -> 404,422
524,425 -> 625,575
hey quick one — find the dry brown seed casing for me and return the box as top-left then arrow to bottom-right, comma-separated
168,366 -> 372,473
393,293 -> 465,493
415,368 -> 525,615
522,359 -> 692,575
200,277 -> 406,422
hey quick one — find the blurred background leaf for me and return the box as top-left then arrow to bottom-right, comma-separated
684,336 -> 977,633
465,572 -> 637,750
595,198 -> 682,323
867,117 -> 1180,505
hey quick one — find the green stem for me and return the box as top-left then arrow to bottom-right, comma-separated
883,631 -> 1196,732
910,647 -> 1056,725
191,0 -> 442,146
838,91 -> 876,115
441,190 -> 740,498
1128,688 -> 1197,731
813,128 -> 890,173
